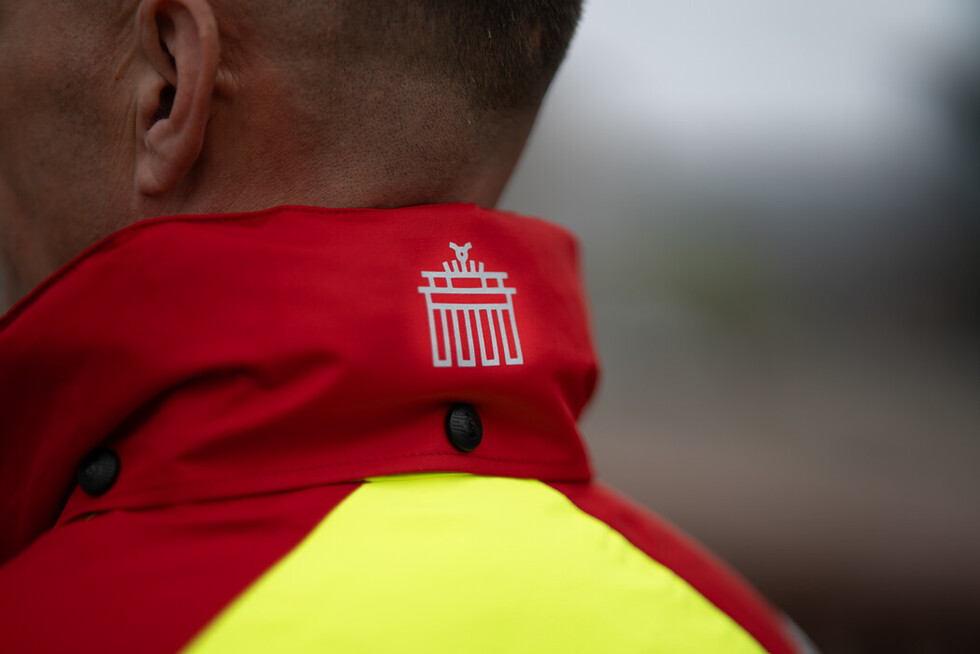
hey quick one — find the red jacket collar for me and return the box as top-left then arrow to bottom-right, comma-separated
0,204 -> 597,561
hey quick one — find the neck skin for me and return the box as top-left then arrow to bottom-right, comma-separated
0,59 -> 540,312
0,0 -> 546,312
145,62 -> 539,215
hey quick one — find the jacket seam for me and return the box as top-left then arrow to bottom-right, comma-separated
86,450 -> 586,501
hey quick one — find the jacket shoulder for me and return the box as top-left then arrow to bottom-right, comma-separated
549,481 -> 804,654
187,475 -> 806,653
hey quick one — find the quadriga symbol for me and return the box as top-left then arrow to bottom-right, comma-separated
418,243 -> 523,368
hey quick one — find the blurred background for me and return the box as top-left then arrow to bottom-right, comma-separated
500,1 -> 980,652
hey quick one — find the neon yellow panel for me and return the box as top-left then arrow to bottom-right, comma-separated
185,474 -> 767,653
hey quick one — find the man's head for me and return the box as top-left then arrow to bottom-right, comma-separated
0,0 -> 581,309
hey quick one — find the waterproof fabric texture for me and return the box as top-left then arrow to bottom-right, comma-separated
0,204 -> 802,653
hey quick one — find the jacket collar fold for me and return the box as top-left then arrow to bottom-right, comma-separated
0,204 -> 597,562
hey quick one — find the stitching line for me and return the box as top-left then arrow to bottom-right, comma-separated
111,450 -> 584,497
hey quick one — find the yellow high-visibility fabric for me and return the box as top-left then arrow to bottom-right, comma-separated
185,474 -> 767,653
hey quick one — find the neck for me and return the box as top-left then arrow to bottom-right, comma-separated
146,76 -> 538,214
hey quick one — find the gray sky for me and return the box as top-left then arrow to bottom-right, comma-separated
546,0 -> 978,160
503,0 -> 980,238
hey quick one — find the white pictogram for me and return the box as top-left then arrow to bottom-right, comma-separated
418,242 -> 523,368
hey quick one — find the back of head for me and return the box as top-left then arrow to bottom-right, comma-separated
0,0 -> 582,309
255,0 -> 582,110
221,0 -> 584,204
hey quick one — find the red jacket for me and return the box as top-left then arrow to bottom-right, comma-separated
0,204 -> 806,652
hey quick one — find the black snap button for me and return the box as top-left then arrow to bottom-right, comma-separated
445,404 -> 482,452
77,447 -> 120,497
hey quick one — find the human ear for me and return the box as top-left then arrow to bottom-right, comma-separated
135,0 -> 219,196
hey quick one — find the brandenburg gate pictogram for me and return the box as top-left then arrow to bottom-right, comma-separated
418,242 -> 524,368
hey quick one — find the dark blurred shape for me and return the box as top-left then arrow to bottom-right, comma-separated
942,49 -> 980,337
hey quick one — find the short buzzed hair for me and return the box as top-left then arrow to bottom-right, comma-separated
252,0 -> 583,114
354,0 -> 585,111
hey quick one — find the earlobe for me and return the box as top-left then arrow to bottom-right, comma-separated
135,0 -> 219,197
